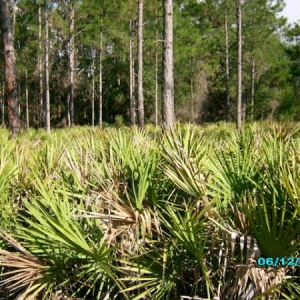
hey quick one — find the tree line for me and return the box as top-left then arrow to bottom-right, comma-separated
0,0 -> 299,137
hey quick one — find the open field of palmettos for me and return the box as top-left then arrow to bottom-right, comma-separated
1,123 -> 300,300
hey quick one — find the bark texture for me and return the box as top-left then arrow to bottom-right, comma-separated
44,1 -> 50,133
155,0 -> 159,126
236,0 -> 242,130
138,0 -> 144,128
38,5 -> 43,126
162,0 -> 175,129
69,0 -> 75,126
225,8 -> 231,122
129,18 -> 135,126
92,57 -> 95,127
251,58 -> 255,121
1,0 -> 20,138
99,30 -> 103,128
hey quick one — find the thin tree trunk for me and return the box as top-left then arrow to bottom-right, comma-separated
236,0 -> 242,130
25,69 -> 29,129
132,48 -> 136,123
1,83 -> 4,126
138,0 -> 144,128
69,0 -> 75,126
155,42 -> 158,126
38,4 -> 43,127
1,0 -> 20,138
99,30 -> 103,128
225,8 -> 231,122
155,0 -> 159,126
67,94 -> 70,126
130,18 -> 136,126
91,57 -> 95,127
44,1 -> 50,133
251,58 -> 255,121
162,0 -> 175,129
190,56 -> 194,123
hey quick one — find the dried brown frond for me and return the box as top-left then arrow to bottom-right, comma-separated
223,257 -> 286,299
0,229 -> 32,257
0,249 -> 47,299
75,187 -> 161,256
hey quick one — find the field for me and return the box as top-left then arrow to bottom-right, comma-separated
0,123 -> 300,299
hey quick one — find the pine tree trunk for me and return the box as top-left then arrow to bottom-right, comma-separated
67,94 -> 70,126
44,1 -> 50,133
99,30 -> 103,128
132,47 -> 136,123
155,41 -> 159,126
91,57 -> 95,127
155,0 -> 159,126
225,8 -> 231,122
138,0 -> 144,128
190,56 -> 194,123
69,0 -> 75,126
130,18 -> 136,126
38,4 -> 43,127
236,0 -> 242,130
162,0 -> 175,129
251,58 -> 255,121
1,0 -> 20,138
25,69 -> 29,129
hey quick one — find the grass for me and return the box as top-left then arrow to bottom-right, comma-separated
0,122 -> 300,299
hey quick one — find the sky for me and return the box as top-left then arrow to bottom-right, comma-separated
281,0 -> 300,24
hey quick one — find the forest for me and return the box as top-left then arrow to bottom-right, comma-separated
0,0 -> 299,131
1,1 -> 300,300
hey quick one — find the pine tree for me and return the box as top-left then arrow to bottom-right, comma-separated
162,0 -> 175,129
44,0 -> 50,133
137,0 -> 144,128
236,0 -> 242,130
1,0 -> 20,138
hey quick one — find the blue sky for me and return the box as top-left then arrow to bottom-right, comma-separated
281,0 -> 300,24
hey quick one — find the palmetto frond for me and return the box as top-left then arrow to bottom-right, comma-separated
0,230 -> 49,300
161,126 -> 210,199
0,249 -> 48,299
1,124 -> 300,299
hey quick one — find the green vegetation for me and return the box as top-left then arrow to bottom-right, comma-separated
1,0 -> 299,131
1,1 -> 299,297
1,123 -> 300,299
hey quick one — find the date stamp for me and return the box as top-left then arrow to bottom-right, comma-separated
257,257 -> 300,267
